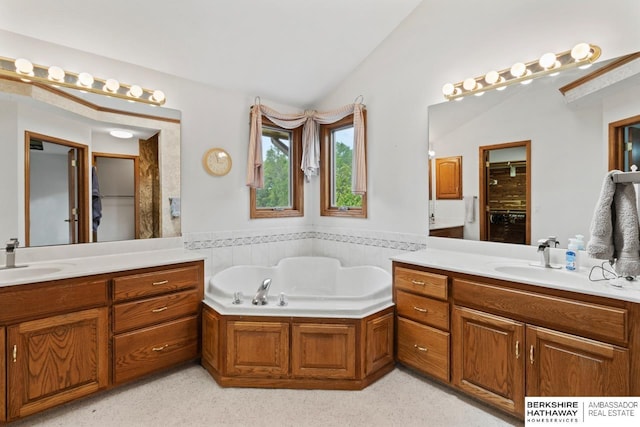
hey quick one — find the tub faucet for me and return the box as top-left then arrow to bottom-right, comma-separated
536,237 -> 558,268
252,278 -> 272,305
4,238 -> 19,268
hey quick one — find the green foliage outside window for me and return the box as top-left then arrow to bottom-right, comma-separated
333,141 -> 362,207
256,147 -> 291,208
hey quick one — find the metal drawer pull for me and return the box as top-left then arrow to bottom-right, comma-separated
515,341 -> 520,359
413,306 -> 428,313
414,344 -> 428,352
530,345 -> 535,364
152,280 -> 169,286
12,345 -> 17,363
410,279 -> 425,286
152,344 -> 169,352
152,306 -> 168,313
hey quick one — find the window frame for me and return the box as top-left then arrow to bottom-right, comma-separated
320,112 -> 367,218
250,117 -> 304,219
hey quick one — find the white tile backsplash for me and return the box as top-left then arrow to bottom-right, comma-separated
184,226 -> 426,277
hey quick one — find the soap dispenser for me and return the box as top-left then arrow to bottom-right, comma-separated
566,238 -> 579,271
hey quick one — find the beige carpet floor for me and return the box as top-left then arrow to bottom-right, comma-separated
11,363 -> 524,427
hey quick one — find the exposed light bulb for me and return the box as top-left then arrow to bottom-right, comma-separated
77,72 -> 94,87
571,43 -> 591,61
104,78 -> 120,93
510,62 -> 527,78
150,90 -> 165,103
539,52 -> 557,69
463,78 -> 478,91
14,58 -> 34,76
128,84 -> 143,98
484,70 -> 500,85
442,83 -> 455,96
47,66 -> 65,82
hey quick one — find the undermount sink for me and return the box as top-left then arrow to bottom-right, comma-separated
493,264 -> 572,280
0,265 -> 68,282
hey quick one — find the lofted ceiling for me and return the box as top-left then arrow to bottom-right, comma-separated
0,0 -> 423,107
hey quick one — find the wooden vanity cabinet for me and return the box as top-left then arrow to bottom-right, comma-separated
393,261 -> 635,419
435,156 -> 462,200
0,259 -> 204,423
0,277 -> 109,421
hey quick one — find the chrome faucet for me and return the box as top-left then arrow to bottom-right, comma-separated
4,238 -> 19,268
536,236 -> 559,268
252,278 -> 272,305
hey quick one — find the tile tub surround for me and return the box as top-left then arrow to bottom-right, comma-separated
183,227 -> 427,277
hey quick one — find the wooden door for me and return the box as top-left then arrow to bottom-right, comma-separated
435,156 -> 462,199
225,321 -> 289,377
365,313 -> 394,375
525,325 -> 629,397
67,149 -> 78,244
452,306 -> 525,415
6,308 -> 108,420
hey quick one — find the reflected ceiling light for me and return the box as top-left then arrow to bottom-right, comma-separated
0,55 -> 167,106
442,43 -> 601,100
47,65 -> 65,82
110,130 -> 134,139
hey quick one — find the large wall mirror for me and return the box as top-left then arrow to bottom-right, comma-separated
428,51 -> 640,247
0,78 -> 181,247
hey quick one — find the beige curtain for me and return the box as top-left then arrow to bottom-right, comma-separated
246,100 -> 366,194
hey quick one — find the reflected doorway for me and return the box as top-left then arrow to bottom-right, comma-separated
25,132 -> 89,247
479,140 -> 531,245
92,153 -> 140,242
609,114 -> 640,171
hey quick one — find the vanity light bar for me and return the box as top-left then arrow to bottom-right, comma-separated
442,43 -> 601,101
0,55 -> 166,106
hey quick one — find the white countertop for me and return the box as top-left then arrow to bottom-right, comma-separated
0,248 -> 205,287
392,246 -> 640,304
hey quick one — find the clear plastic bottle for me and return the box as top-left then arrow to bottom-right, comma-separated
566,238 -> 579,271
575,234 -> 585,251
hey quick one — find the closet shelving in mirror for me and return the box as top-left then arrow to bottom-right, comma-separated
0,55 -> 166,106
442,43 -> 601,101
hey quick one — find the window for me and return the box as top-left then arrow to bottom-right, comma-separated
320,113 -> 367,217
250,117 -> 303,218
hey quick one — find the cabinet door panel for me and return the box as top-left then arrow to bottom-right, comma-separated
7,308 -> 108,420
226,321 -> 289,377
452,306 -> 524,415
292,323 -> 356,379
365,312 -> 394,375
526,326 -> 629,397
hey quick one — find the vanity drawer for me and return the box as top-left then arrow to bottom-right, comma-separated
396,290 -> 449,331
113,289 -> 201,333
113,265 -> 200,302
395,267 -> 448,300
113,315 -> 199,384
0,278 -> 108,323
452,278 -> 628,344
397,317 -> 449,382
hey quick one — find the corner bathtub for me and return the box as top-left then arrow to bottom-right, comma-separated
203,256 -> 393,318
201,257 -> 396,390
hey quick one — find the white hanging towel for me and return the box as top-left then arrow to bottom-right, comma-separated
464,196 -> 475,223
